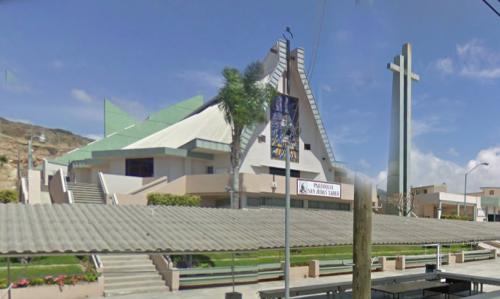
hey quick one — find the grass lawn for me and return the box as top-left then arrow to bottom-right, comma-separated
0,256 -> 87,282
176,244 -> 475,267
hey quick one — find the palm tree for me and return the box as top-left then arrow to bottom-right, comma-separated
216,62 -> 276,208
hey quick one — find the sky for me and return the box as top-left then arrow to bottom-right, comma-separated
0,0 -> 499,192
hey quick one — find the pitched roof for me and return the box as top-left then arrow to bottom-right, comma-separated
50,95 -> 204,165
104,99 -> 138,137
125,104 -> 231,150
2,204 -> 500,256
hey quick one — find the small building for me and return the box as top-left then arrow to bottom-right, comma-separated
470,187 -> 500,222
411,184 -> 483,221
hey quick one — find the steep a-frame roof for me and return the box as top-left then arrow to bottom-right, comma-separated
241,39 -> 337,166
51,95 -> 204,165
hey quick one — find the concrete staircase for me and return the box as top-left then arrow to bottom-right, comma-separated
100,255 -> 168,296
67,182 -> 105,204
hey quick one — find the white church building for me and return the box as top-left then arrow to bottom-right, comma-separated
32,40 -> 377,210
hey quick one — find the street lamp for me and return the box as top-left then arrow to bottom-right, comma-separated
28,132 -> 46,170
463,162 -> 488,219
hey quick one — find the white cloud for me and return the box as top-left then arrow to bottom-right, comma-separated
71,88 -> 94,103
83,134 -> 102,140
50,59 -> 64,69
178,70 -> 223,89
436,39 -> 500,80
358,159 -> 371,169
413,116 -> 450,137
376,146 -> 500,193
448,147 -> 459,157
434,57 -> 454,74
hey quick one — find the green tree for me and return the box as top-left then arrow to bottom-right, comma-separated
215,62 -> 276,208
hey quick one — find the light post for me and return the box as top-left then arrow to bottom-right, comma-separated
463,162 -> 488,219
28,131 -> 46,170
282,26 -> 293,299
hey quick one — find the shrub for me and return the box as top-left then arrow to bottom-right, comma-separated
147,193 -> 201,207
0,279 -> 7,289
29,278 -> 44,286
0,190 -> 17,203
441,215 -> 471,221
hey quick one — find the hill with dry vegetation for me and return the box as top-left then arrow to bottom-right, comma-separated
0,117 -> 92,190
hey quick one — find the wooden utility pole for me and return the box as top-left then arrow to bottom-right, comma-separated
352,174 -> 373,299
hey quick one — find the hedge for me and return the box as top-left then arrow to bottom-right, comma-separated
147,193 -> 201,207
441,215 -> 471,221
0,190 -> 17,204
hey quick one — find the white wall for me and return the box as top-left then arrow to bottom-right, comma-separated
102,173 -> 145,194
240,61 -> 333,182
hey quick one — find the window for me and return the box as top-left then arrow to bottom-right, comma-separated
269,167 -> 300,178
490,190 -> 495,196
125,158 -> 154,177
423,189 -> 428,194
247,198 -> 303,208
308,200 -> 350,211
207,166 -> 214,174
258,135 -> 266,143
304,143 -> 311,150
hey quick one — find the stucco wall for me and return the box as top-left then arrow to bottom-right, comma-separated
102,173 -> 144,194
27,169 -> 41,204
155,156 -> 184,180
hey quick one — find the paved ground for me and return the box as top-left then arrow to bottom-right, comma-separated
91,259 -> 500,299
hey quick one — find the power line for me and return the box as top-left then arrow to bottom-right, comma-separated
307,0 -> 327,82
482,0 -> 500,18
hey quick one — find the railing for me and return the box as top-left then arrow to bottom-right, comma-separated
405,254 -> 449,268
318,258 -> 382,276
20,177 -> 29,204
179,263 -> 282,288
91,254 -> 102,270
464,249 -> 496,262
111,193 -> 119,205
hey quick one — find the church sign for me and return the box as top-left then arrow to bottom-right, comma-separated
297,179 -> 341,198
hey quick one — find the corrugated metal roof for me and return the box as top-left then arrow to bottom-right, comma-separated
1,204 -> 500,256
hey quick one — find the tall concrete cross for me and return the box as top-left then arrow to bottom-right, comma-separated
386,43 -> 420,215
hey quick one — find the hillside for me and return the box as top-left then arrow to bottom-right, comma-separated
0,117 -> 92,190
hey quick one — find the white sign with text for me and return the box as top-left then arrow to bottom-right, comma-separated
297,179 -> 341,198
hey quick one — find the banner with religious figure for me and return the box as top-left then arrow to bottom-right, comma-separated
270,94 -> 299,162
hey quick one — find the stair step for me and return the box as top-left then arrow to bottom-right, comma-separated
103,260 -> 154,267
104,285 -> 167,297
104,273 -> 161,284
100,255 -> 151,261
105,279 -> 165,290
103,266 -> 157,274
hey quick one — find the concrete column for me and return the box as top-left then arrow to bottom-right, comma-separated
308,260 -> 320,278
352,175 -> 372,299
437,201 -> 442,219
491,249 -> 497,259
396,256 -> 406,270
303,199 -> 308,209
166,268 -> 180,291
447,253 -> 456,265
456,251 -> 465,263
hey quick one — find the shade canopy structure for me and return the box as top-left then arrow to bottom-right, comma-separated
1,204 -> 500,257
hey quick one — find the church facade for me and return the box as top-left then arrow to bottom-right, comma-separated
42,40 -> 377,210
